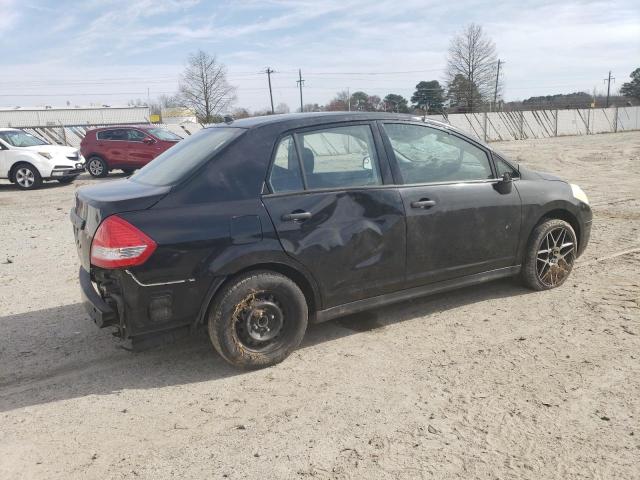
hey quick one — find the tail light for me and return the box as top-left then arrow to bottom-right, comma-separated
90,215 -> 156,269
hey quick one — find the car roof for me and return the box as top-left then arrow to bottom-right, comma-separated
89,125 -> 155,132
214,111 -> 452,131
0,128 -> 23,132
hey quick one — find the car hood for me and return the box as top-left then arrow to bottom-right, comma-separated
519,166 -> 566,183
21,144 -> 80,156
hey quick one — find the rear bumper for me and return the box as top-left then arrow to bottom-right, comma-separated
79,266 -> 117,328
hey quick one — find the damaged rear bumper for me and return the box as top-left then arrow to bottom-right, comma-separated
79,266 -> 117,328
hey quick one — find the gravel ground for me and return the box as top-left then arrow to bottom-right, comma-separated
0,132 -> 639,480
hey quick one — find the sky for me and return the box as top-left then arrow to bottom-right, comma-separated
1,0 -> 638,111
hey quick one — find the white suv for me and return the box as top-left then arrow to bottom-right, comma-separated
0,128 -> 85,190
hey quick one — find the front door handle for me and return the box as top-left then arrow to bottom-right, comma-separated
410,199 -> 437,209
282,211 -> 312,221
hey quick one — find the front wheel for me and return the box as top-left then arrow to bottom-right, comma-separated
13,163 -> 43,190
208,271 -> 308,369
87,156 -> 108,177
522,219 -> 577,290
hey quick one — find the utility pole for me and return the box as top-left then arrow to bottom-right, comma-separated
493,59 -> 501,112
264,67 -> 275,114
296,69 -> 305,113
347,87 -> 351,111
603,71 -> 615,108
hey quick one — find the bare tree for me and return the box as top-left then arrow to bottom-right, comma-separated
178,50 -> 236,123
275,102 -> 290,114
446,23 -> 500,112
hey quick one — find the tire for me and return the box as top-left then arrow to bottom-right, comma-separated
87,156 -> 108,177
57,176 -> 77,184
208,271 -> 308,369
12,163 -> 43,190
522,218 -> 577,291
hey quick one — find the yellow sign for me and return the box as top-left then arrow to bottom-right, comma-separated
150,114 -> 161,123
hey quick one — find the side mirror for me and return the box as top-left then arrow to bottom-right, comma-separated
143,137 -> 155,145
495,172 -> 513,194
362,155 -> 372,170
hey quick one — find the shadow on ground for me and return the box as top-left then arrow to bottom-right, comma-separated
0,278 -> 531,412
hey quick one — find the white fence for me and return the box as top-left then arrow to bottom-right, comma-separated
0,107 -> 150,128
426,105 -> 640,142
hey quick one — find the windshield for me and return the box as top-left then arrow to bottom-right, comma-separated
130,127 -> 244,186
148,128 -> 182,141
0,130 -> 48,147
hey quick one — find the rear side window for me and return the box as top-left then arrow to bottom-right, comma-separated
96,130 -> 113,140
296,125 -> 381,190
130,127 -> 243,186
383,123 -> 493,184
269,135 -> 303,193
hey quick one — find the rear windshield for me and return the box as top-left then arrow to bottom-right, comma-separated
130,127 -> 243,186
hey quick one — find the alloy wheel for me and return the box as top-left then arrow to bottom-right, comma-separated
89,159 -> 104,176
15,167 -> 35,188
536,226 -> 576,287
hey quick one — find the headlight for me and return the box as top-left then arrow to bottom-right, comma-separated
570,183 -> 589,205
38,152 -> 52,159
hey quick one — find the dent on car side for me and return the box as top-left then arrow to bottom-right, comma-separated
72,112 -> 592,352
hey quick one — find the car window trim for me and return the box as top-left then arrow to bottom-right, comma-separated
378,120 -> 500,185
490,151 -> 520,179
264,121 -> 388,195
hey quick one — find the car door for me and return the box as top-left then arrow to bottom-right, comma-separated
380,122 -> 521,287
97,129 -> 129,167
0,140 -> 10,178
262,123 -> 406,308
126,128 -> 157,168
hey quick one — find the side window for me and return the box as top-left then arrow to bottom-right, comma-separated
296,125 -> 381,189
493,154 -> 520,178
96,130 -> 113,140
268,135 -> 304,193
127,129 -> 146,141
383,123 -> 493,184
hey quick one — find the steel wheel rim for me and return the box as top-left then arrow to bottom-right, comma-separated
16,167 -> 35,187
536,226 -> 575,287
89,159 -> 103,175
233,291 -> 286,351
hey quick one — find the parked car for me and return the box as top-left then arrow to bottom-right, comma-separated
80,126 -> 182,177
71,112 -> 592,368
0,128 -> 84,189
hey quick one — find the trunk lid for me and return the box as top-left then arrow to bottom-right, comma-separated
71,179 -> 171,270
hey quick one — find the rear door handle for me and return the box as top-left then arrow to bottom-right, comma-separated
410,199 -> 437,209
282,211 -> 312,221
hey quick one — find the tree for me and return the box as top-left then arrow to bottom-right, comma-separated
275,102 -> 290,114
411,81 -> 445,113
326,90 -> 351,111
383,94 -> 409,113
232,107 -> 251,119
446,23 -> 500,112
178,50 -> 236,123
620,68 -> 640,101
351,91 -> 370,111
447,74 -> 481,112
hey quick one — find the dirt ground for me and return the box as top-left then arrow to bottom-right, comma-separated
0,132 -> 638,480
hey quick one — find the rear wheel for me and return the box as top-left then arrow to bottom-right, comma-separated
522,219 -> 577,290
87,156 -> 108,177
13,163 -> 42,190
208,271 -> 308,368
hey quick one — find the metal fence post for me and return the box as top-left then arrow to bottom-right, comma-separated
519,111 -> 524,140
554,109 -> 558,137
483,111 -> 488,142
614,106 -> 619,133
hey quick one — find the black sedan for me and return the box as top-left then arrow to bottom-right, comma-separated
71,112 -> 592,368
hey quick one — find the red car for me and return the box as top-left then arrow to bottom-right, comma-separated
80,126 -> 182,177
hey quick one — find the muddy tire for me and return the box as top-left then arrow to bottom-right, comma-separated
522,219 -> 577,291
208,271 -> 308,369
